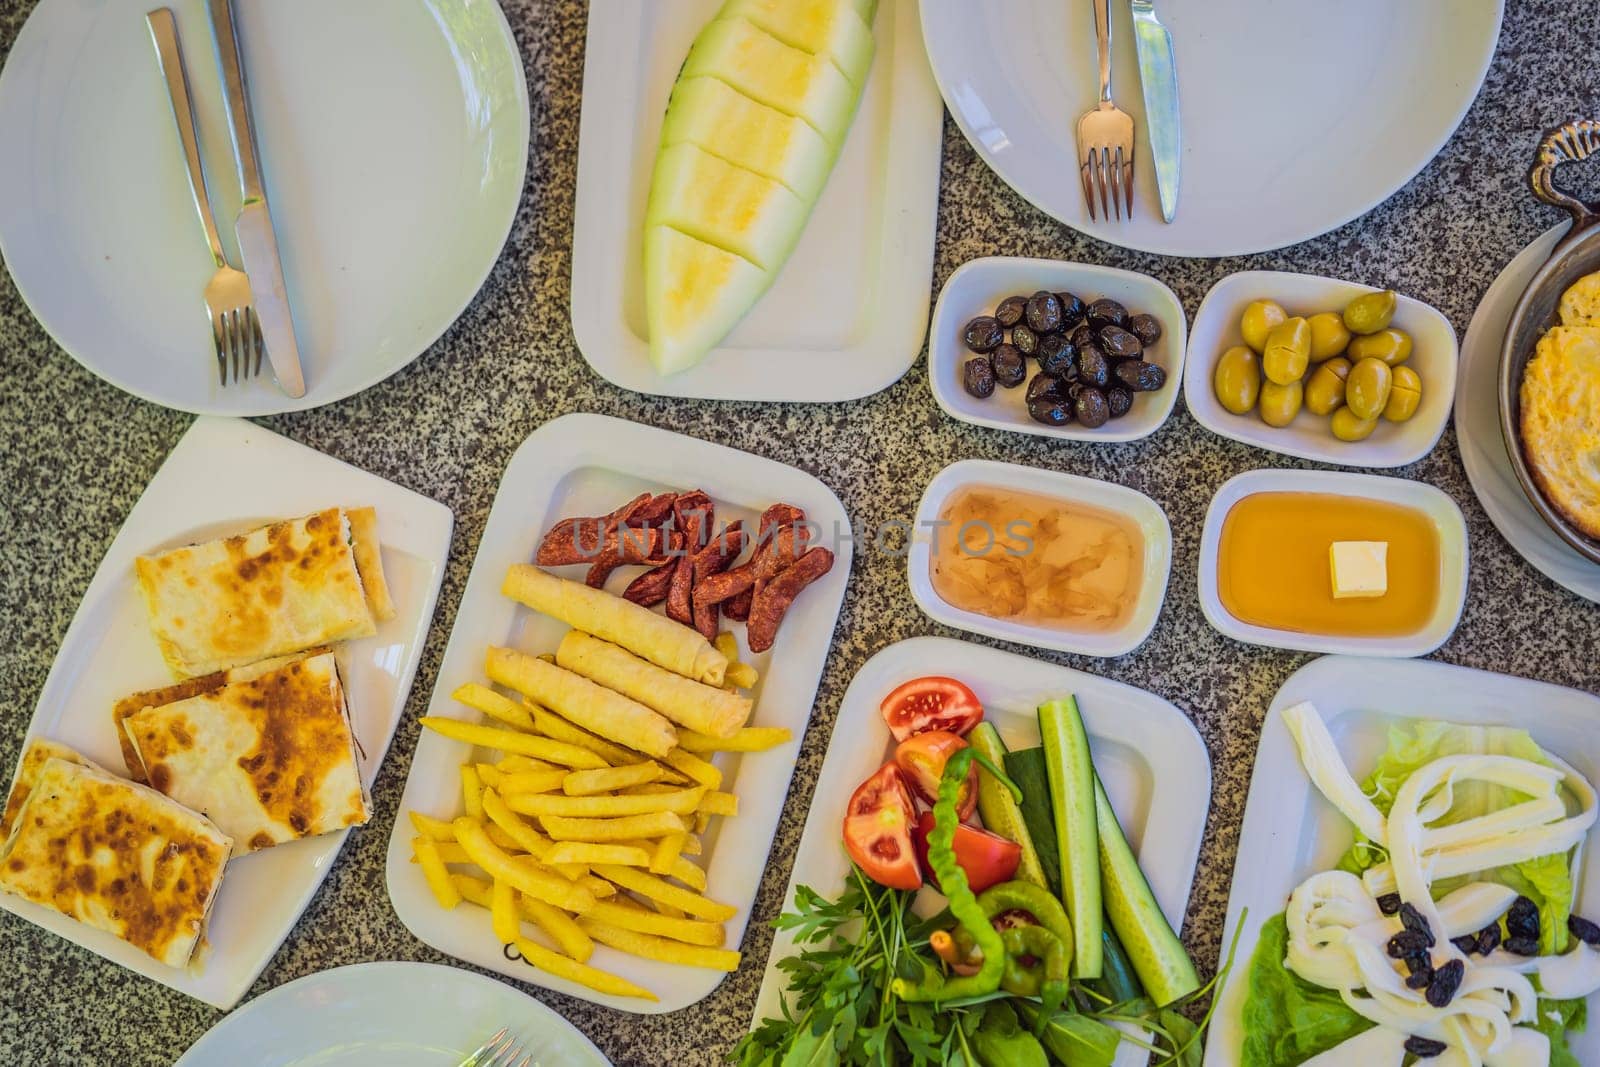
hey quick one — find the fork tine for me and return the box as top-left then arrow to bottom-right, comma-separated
212,315 -> 227,386
231,310 -> 243,385
241,308 -> 257,379
1096,147 -> 1112,223
250,309 -> 264,377
1121,146 -> 1134,219
1110,146 -> 1124,221
1080,155 -> 1097,221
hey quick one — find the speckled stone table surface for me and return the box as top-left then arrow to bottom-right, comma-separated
2,1 -> 1597,1064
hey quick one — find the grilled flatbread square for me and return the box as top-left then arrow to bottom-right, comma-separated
0,755 -> 231,968
346,506 -> 396,623
122,651 -> 371,855
1,737 -> 93,838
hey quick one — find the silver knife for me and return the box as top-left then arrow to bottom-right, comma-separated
207,0 -> 306,397
1131,0 -> 1180,223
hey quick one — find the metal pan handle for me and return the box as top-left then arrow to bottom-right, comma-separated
1531,120 -> 1600,250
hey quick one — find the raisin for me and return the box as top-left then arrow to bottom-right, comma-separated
1507,896 -> 1541,940
964,316 -> 1003,352
1377,893 -> 1402,916
1425,959 -> 1463,1007
1387,929 -> 1429,958
1503,936 -> 1540,956
1475,923 -> 1501,955
1399,903 -> 1436,947
995,295 -> 1028,328
1570,914 -> 1600,947
1404,1036 -> 1448,1058
1405,967 -> 1433,990
1450,935 -> 1478,956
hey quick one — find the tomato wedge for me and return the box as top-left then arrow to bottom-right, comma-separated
911,810 -> 1022,894
842,763 -> 922,891
894,731 -> 977,820
879,676 -> 983,742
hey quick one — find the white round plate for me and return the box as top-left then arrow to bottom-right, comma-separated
174,962 -> 610,1067
0,0 -> 528,415
1456,223 -> 1600,603
917,0 -> 1501,257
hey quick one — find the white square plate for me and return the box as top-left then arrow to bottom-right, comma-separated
569,0 -> 943,401
1205,656 -> 1600,1066
0,415 -> 453,1009
752,636 -> 1212,1067
385,413 -> 853,1012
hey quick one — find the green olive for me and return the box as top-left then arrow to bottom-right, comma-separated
1306,312 -> 1352,361
1258,379 -> 1303,428
1262,317 -> 1311,385
1330,406 -> 1379,441
1345,357 -> 1393,420
1305,356 -> 1352,416
1346,328 -> 1413,367
1383,365 -> 1423,422
1213,345 -> 1262,416
1240,300 -> 1288,353
1342,290 -> 1397,335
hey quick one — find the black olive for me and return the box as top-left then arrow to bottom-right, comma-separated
991,344 -> 1026,387
963,356 -> 995,398
1129,313 -> 1163,346
1571,914 -> 1600,947
1450,935 -> 1478,956
1115,360 -> 1167,392
1086,298 -> 1129,331
1405,1036 -> 1448,1058
1069,322 -> 1097,352
995,295 -> 1028,329
1024,291 -> 1064,334
1078,344 -> 1110,389
1425,959 -> 1463,1008
1011,323 -> 1039,357
1075,387 -> 1110,428
1037,333 -> 1076,377
1507,897 -> 1540,941
1027,396 -> 1073,425
1398,903 -> 1435,946
1475,923 -> 1501,955
964,316 -> 1003,352
1387,929 -> 1430,958
1097,324 -> 1144,359
1026,372 -> 1066,405
1055,292 -> 1087,327
1106,386 -> 1133,419
1503,936 -> 1540,956
1377,893 -> 1402,916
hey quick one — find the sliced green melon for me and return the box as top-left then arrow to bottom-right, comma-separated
645,227 -> 772,375
681,17 -> 858,142
645,142 -> 808,272
721,0 -> 876,87
659,77 -> 835,201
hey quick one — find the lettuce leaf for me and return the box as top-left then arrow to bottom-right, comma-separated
1531,997 -> 1587,1067
1336,719 -> 1578,955
1240,914 -> 1371,1067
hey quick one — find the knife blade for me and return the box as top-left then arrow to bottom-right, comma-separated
1131,0 -> 1181,223
207,0 -> 306,398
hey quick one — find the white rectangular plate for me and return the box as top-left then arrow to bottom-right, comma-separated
385,412 -> 853,1013
569,0 -> 943,401
0,416 -> 453,1009
751,636 -> 1213,1067
1206,655 -> 1600,1066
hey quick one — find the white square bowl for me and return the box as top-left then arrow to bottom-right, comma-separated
1196,468 -> 1468,657
1183,270 -> 1457,467
907,459 -> 1172,657
929,257 -> 1187,443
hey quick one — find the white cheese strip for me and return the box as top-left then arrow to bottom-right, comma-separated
1282,701 -> 1387,844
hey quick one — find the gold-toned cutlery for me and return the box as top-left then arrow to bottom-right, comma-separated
1075,0 -> 1136,221
146,7 -> 262,387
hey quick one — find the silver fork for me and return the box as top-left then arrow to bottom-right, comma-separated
457,1027 -> 533,1067
146,8 -> 262,387
1075,0 -> 1136,221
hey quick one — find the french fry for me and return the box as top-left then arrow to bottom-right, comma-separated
677,726 -> 792,754
475,763 -> 505,789
504,787 -> 705,819
419,717 -> 607,769
693,812 -> 711,834
583,899 -> 724,946
541,811 -> 689,842
453,817 -> 596,912
576,874 -> 617,899
460,764 -> 485,819
712,631 -> 739,663
662,748 -> 722,790
496,754 -> 558,774
491,878 -> 522,943
451,872 -> 494,907
412,841 -> 474,865
615,840 -> 707,890
544,842 -> 651,867
413,836 -> 461,909
649,832 -> 685,875
725,662 -> 759,690
594,864 -> 736,921
522,897 -> 593,962
620,782 -> 678,796
526,703 -> 640,767
485,823 -> 526,854
512,936 -> 656,1001
697,791 -> 738,817
497,769 -> 571,795
582,921 -> 741,972
563,762 -> 662,796
652,901 -> 689,919
453,681 -> 536,731
480,788 -> 589,881
680,834 -> 703,857
409,811 -> 456,841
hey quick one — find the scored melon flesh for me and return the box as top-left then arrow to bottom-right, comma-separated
720,0 -> 876,87
681,17 -> 859,144
645,226 -> 772,375
659,77 -> 835,201
645,142 -> 808,272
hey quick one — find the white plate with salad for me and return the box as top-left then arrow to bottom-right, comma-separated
745,636 -> 1214,1066
1208,655 -> 1600,1067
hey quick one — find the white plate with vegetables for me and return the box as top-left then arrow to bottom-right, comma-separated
746,636 -> 1214,1065
1208,655 -> 1600,1067
569,0 -> 942,400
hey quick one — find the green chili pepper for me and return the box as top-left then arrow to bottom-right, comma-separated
892,748 -> 1012,1003
971,1001 -> 1049,1067
998,924 -> 1069,997
977,880 -> 1075,957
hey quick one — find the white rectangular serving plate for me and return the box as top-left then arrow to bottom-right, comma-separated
569,0 -> 943,401
385,413 -> 853,1013
0,416 -> 453,1009
751,636 -> 1212,1067
1206,655 -> 1600,1067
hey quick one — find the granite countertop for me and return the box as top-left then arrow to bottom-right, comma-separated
2,0 -> 1596,1063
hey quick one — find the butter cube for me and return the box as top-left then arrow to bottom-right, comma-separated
1330,541 -> 1388,599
